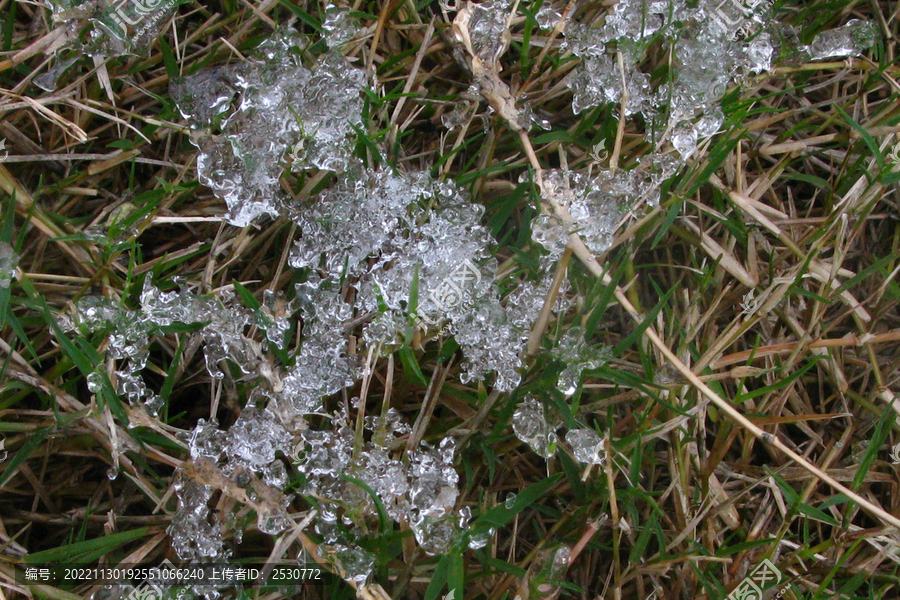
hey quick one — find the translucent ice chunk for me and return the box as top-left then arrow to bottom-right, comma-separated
467,0 -> 511,67
320,544 -> 375,586
512,396 -> 558,459
171,30 -> 366,226
807,20 -> 878,60
536,6 -> 563,30
565,428 -> 606,465
322,4 -> 357,47
671,122 -> 698,156
43,0 -> 179,57
0,242 -> 18,289
554,326 -> 611,396
745,33 -> 775,72
225,407 -> 291,469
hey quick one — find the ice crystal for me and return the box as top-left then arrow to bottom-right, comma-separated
0,242 -> 18,289
565,428 -> 606,465
169,475 -> 228,562
807,19 -> 878,60
171,30 -> 366,225
320,544 -> 375,586
224,407 -> 291,469
288,166 -> 528,390
554,327 -> 611,396
467,0 -> 512,67
512,396 -> 558,459
563,0 -> 876,161
536,6 -> 563,30
322,4 -> 357,48
42,0 -> 178,57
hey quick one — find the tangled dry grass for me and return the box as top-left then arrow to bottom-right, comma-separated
2,1 -> 900,599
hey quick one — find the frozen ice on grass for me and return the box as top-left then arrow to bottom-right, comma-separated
565,428 -> 606,465
322,4 -> 358,48
536,6 -> 563,30
169,475 -> 228,563
171,29 -> 366,226
554,326 -> 611,396
807,19 -> 878,60
288,165 -> 529,391
466,0 -> 512,67
320,544 -> 375,586
0,242 -> 18,289
42,0 -> 178,57
562,0 -> 876,161
512,396 -> 558,459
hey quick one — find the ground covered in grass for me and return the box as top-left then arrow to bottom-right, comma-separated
2,0 -> 900,599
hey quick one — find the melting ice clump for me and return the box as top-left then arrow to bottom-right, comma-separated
512,396 -> 558,459
564,1 -> 877,157
289,166 -> 528,391
565,428 -> 606,465
65,275 -> 235,416
534,154 -> 680,257
171,30 -> 366,226
0,242 -> 18,289
807,20 -> 878,60
42,0 -> 178,57
554,326 -> 611,396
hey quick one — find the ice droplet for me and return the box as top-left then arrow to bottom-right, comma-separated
671,122 -> 698,156
0,242 -> 18,289
467,527 -> 494,550
512,396 -> 558,459
536,6 -> 563,30
565,428 -> 606,465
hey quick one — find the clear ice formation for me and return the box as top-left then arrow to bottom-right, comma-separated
170,30 -> 366,226
553,326 -> 611,396
563,1 -> 877,156
806,20 -> 878,60
533,154 -> 680,256
512,395 -> 558,459
565,428 -> 606,465
64,275 -> 257,416
322,4 -> 358,48
287,165 -> 528,392
42,0 -> 178,57
0,242 -> 18,289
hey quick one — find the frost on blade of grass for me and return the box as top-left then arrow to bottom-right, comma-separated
0,241 -> 18,289
170,30 -> 365,226
512,396 -> 559,459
